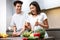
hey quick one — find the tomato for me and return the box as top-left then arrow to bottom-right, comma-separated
22,37 -> 28,40
34,33 -> 40,37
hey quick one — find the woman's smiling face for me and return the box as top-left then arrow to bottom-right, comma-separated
30,5 -> 37,15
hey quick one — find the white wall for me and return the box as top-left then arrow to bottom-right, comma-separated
43,0 -> 60,9
6,0 -> 17,28
0,0 -> 6,33
6,0 -> 15,28
21,0 -> 60,10
21,0 -> 43,12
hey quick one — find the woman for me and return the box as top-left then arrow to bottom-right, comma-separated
26,1 -> 49,37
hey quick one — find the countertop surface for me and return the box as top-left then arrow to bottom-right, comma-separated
46,28 -> 60,31
0,37 -> 23,40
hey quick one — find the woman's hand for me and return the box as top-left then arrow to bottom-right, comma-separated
25,22 -> 31,29
35,21 -> 40,26
35,19 -> 49,29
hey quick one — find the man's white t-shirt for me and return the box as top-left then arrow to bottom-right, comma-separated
26,12 -> 48,37
10,12 -> 26,31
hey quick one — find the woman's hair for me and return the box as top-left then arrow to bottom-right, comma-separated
29,1 -> 41,15
13,1 -> 23,6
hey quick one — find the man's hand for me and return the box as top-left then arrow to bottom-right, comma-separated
12,32 -> 20,37
16,32 -> 21,36
12,31 -> 17,35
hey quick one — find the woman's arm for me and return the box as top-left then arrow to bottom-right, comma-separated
39,19 -> 49,29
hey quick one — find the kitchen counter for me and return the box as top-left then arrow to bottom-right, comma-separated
46,28 -> 60,31
0,37 -> 23,40
46,28 -> 60,40
0,37 -> 40,40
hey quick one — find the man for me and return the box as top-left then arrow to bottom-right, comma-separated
10,1 -> 26,36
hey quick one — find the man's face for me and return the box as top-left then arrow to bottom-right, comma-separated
15,3 -> 22,13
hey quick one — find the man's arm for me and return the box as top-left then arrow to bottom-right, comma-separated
12,25 -> 17,32
17,26 -> 25,35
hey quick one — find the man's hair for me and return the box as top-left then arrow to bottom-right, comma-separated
13,1 -> 23,6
